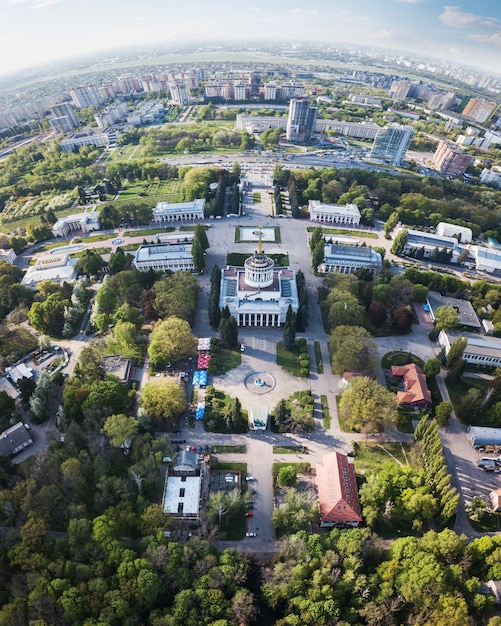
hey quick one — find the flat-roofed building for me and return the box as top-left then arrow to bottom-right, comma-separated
480,169 -> 501,189
163,449 -> 201,519
370,123 -> 414,165
431,140 -> 473,177
309,200 -> 361,225
426,291 -> 480,329
21,254 -> 78,289
439,331 -> 501,368
153,199 -> 205,223
314,452 -> 362,528
472,246 -> 501,274
319,243 -> 382,275
52,211 -> 100,237
101,355 -> 132,384
436,222 -> 472,244
0,248 -> 16,264
134,243 -> 194,272
396,228 -> 461,263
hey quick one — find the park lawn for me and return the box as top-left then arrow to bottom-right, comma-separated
276,341 -> 303,377
272,462 -> 311,483
208,343 -> 241,375
306,226 -> 377,239
227,252 -> 289,266
352,442 -> 415,477
273,446 -> 308,454
74,233 -> 118,244
320,394 -> 330,429
209,460 -> 247,476
445,376 -> 489,415
125,227 -> 176,237
252,193 -> 262,203
381,351 -> 424,369
209,445 -> 246,454
314,341 -> 324,374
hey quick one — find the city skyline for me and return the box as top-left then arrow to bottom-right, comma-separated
1,0 -> 501,79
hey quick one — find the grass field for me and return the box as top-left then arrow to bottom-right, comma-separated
314,341 -> 323,374
320,394 -> 330,429
210,445 -> 246,454
273,446 -> 308,454
227,252 -> 289,266
208,342 -> 241,375
306,226 -> 378,239
276,341 -> 305,378
353,441 -> 415,476
445,376 -> 489,415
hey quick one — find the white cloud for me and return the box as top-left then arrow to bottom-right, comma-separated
395,0 -> 427,4
440,6 -> 501,31
288,8 -> 318,16
32,0 -> 61,7
440,5 -> 501,47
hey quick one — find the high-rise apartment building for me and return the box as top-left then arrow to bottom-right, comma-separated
286,97 -> 317,143
370,124 -> 414,165
49,102 -> 79,134
431,140 -> 473,176
280,84 -> 305,100
462,98 -> 497,124
69,85 -> 103,108
169,81 -> 190,106
390,80 -> 411,101
264,83 -> 277,101
233,82 -> 248,101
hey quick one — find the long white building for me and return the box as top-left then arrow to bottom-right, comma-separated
309,201 -> 361,225
219,237 -> 298,327
52,212 -> 100,238
134,243 -> 194,272
319,243 -> 382,275
439,331 -> 501,369
153,199 -> 205,223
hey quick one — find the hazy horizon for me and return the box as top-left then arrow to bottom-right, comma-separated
1,0 -> 501,80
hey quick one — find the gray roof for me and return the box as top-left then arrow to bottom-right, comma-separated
426,291 -> 480,328
0,422 -> 33,457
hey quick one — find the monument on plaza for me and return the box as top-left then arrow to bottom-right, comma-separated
219,227 -> 299,327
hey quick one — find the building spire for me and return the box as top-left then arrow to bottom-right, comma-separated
257,225 -> 263,254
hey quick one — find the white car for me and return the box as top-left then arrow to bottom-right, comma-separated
240,345 -> 245,352
245,532 -> 257,537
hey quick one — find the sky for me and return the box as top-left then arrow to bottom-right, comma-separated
1,0 -> 501,78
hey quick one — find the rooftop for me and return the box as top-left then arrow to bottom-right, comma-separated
315,452 -> 362,525
426,291 -> 480,329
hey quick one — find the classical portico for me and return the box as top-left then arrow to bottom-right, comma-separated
219,228 -> 299,327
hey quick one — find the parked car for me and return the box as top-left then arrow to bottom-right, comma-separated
244,512 -> 253,517
245,532 -> 257,537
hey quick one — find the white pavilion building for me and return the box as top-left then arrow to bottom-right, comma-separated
219,231 -> 299,327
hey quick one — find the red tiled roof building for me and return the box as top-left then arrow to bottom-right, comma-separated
391,363 -> 432,407
314,452 -> 362,528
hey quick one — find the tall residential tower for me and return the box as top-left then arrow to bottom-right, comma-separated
286,97 -> 317,143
